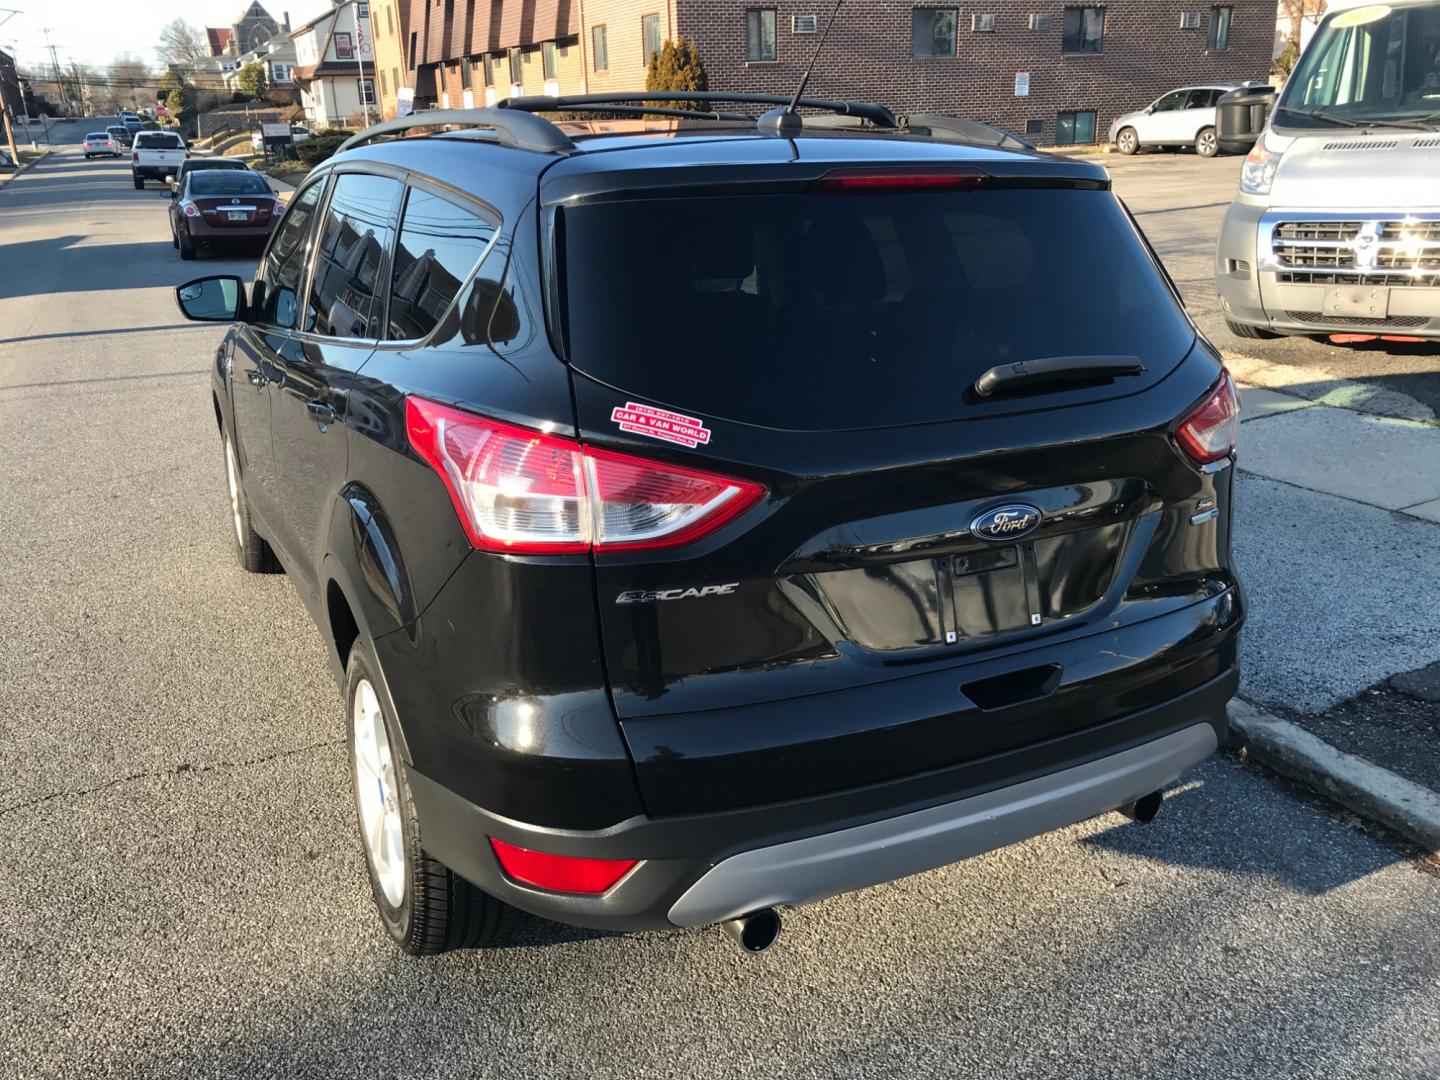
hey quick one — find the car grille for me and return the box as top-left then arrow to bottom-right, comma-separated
1270,219 -> 1440,285
1285,311 -> 1430,329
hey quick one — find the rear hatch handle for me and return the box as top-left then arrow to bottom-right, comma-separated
972,355 -> 1145,399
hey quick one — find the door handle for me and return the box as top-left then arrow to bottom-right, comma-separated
306,399 -> 337,424
245,369 -> 266,386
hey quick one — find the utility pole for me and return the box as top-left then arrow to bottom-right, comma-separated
0,81 -> 19,166
42,27 -> 67,114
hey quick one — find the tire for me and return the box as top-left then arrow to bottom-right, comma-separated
1195,127 -> 1219,158
221,424 -> 277,573
171,228 -> 178,249
132,175 -> 143,189
179,231 -> 197,260
1115,127 -> 1139,155
1226,318 -> 1281,340
345,639 -> 514,955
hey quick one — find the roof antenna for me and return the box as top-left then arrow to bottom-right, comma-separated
759,0 -> 844,136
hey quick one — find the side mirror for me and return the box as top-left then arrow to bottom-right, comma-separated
176,276 -> 246,322
1145,106 -> 1155,115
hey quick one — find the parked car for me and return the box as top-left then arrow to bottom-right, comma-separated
132,130 -> 188,189
174,97 -> 1243,956
121,114 -> 142,135
169,169 -> 281,260
167,156 -> 252,194
1217,0 -> 1440,342
106,124 -> 132,149
1108,85 -> 1242,157
250,124 -> 314,152
82,132 -> 120,159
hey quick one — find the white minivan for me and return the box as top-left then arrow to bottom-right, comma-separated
1216,0 -> 1440,341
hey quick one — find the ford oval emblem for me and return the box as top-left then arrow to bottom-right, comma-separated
970,504 -> 1043,543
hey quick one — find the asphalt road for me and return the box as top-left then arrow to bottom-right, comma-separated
3,144 -> 1439,1080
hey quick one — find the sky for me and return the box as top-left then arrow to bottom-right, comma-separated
0,0 -> 336,72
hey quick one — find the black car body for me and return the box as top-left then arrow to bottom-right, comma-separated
176,103 -> 1243,952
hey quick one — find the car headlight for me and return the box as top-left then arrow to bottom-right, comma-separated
1240,137 -> 1281,196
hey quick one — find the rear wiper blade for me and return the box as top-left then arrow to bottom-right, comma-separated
973,355 -> 1145,399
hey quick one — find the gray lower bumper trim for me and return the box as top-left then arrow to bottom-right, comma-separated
666,723 -> 1217,927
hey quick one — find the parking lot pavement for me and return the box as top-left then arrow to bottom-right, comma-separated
3,143 -> 1440,1079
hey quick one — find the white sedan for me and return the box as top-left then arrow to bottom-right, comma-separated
1107,86 -> 1240,158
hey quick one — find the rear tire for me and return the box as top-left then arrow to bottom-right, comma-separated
179,231 -> 197,260
1195,127 -> 1219,158
132,175 -> 143,189
221,424 -> 277,573
345,639 -> 515,955
1226,318 -> 1281,340
1116,127 -> 1139,155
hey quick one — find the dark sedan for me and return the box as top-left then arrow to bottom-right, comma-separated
169,170 -> 282,260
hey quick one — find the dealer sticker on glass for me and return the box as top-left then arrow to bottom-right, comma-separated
610,402 -> 712,448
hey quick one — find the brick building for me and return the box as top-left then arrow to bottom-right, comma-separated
374,0 -> 1273,144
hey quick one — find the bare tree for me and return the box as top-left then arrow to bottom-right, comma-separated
1277,0 -> 1327,47
157,18 -> 210,70
106,53 -> 153,113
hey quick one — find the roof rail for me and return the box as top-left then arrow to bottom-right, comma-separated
335,108 -> 576,156
549,103 -> 755,123
901,115 -> 1034,151
499,92 -> 898,129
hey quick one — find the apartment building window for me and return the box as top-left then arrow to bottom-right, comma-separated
379,70 -> 388,96
1180,11 -> 1202,27
409,31 -> 417,67
746,9 -> 777,61
1025,118 -> 1044,135
335,31 -> 355,59
1061,7 -> 1104,52
1209,6 -> 1231,49
393,67 -> 401,93
543,40 -> 558,79
482,56 -> 493,86
972,13 -> 996,31
912,9 -> 958,57
592,25 -> 609,72
1055,109 -> 1096,144
509,47 -> 523,84
437,64 -> 446,93
386,4 -> 394,34
1029,13 -> 1052,29
359,77 -> 376,105
460,59 -> 472,88
643,14 -> 662,65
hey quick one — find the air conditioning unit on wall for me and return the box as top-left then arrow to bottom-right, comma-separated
792,14 -> 818,33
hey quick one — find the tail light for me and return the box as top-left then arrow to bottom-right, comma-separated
182,202 -> 200,218
816,166 -> 989,192
1176,371 -> 1239,465
405,397 -> 765,554
132,152 -> 139,162
489,838 -> 636,894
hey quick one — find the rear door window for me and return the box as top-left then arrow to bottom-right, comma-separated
254,180 -> 327,330
557,186 -> 1193,430
386,188 -> 497,340
307,172 -> 404,339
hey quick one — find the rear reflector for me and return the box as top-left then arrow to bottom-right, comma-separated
816,167 -> 989,193
405,396 -> 765,554
1175,371 -> 1239,465
489,838 -> 637,894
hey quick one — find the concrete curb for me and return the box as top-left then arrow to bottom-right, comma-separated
0,150 -> 50,190
1229,699 -> 1440,853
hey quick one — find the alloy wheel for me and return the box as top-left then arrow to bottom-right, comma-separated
352,678 -> 407,909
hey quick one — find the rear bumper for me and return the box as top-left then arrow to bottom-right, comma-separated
183,220 -> 277,243
133,165 -> 179,180
407,662 -> 1237,931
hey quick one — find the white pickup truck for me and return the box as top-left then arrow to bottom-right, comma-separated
132,131 -> 188,190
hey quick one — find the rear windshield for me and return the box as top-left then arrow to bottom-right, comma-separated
558,187 -> 1192,429
187,159 -> 246,171
190,172 -> 271,196
86,133 -> 108,140
136,133 -> 183,149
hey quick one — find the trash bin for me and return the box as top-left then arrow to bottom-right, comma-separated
1216,84 -> 1276,155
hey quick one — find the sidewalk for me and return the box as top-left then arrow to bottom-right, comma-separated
1229,370 -> 1440,852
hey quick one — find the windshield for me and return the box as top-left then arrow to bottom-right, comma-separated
1278,1 -> 1440,125
559,187 -> 1193,430
189,172 -> 271,196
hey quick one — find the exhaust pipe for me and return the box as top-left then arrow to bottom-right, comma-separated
1119,790 -> 1163,823
721,908 -> 782,954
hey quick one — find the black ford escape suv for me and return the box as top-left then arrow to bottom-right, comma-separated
175,94 -> 1243,955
